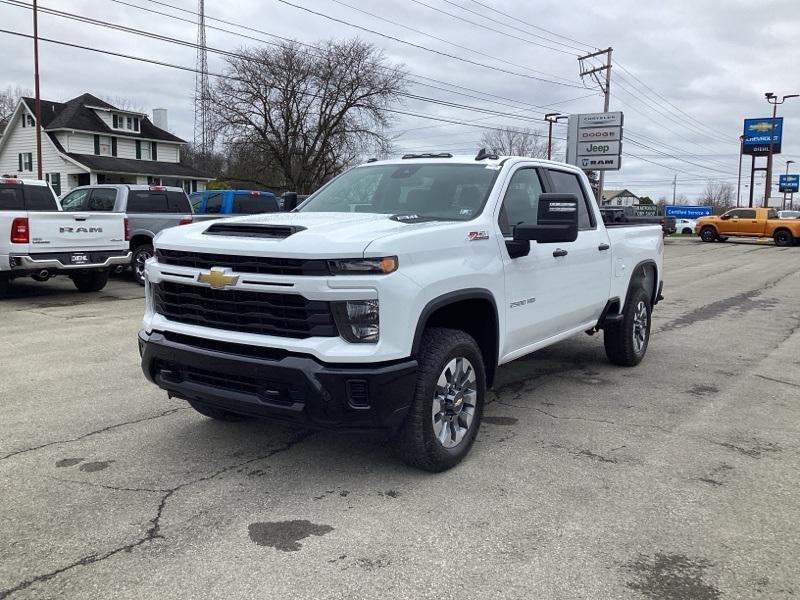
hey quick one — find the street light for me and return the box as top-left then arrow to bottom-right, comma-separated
544,113 -> 569,160
736,134 -> 744,207
784,159 -> 796,210
764,92 -> 799,207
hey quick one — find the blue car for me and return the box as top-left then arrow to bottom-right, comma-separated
190,189 -> 281,216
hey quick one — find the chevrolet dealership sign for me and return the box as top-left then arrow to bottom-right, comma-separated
566,112 -> 624,171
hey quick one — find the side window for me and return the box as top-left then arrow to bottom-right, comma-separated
204,192 -> 223,214
547,169 -> 595,230
127,192 -> 169,213
498,168 -> 544,237
88,189 -> 117,211
167,191 -> 192,213
740,209 -> 756,219
24,186 -> 59,211
0,187 -> 25,210
60,189 -> 91,211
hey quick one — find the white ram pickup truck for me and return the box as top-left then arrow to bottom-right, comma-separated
0,177 -> 130,297
139,153 -> 664,471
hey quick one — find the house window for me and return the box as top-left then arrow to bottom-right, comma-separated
21,114 -> 34,128
18,153 -> 33,172
151,142 -> 158,161
133,117 -> 140,132
98,136 -> 112,156
111,137 -> 118,157
140,141 -> 151,160
112,114 -> 119,128
135,140 -> 141,160
45,172 -> 61,197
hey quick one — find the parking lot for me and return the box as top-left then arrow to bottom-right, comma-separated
1,238 -> 799,599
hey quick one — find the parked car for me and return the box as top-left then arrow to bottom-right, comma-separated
696,207 -> 800,246
139,153 -> 664,471
777,210 -> 800,219
674,218 -> 697,234
190,189 -> 281,220
0,177 -> 129,298
59,185 -> 194,284
599,206 -> 676,236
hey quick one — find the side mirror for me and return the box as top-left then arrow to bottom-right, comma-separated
720,214 -> 731,220
282,192 -> 299,211
513,193 -> 580,244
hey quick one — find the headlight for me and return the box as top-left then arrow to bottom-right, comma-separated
332,300 -> 379,343
328,256 -> 398,275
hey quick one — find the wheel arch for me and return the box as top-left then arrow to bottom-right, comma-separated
624,260 -> 659,308
412,289 -> 499,388
130,233 -> 154,251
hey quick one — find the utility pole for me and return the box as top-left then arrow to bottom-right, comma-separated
736,135 -> 744,207
32,0 -> 43,180
578,47 -> 612,202
544,113 -> 568,160
672,174 -> 677,204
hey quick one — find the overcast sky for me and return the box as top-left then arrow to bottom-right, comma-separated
2,0 -> 798,201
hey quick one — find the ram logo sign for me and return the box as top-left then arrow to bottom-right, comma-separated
59,226 -> 103,233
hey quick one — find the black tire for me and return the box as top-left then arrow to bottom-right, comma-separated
392,327 -> 486,472
682,228 -> 693,235
0,274 -> 10,299
774,229 -> 794,247
187,400 -> 252,422
132,243 -> 154,286
71,271 -> 109,293
700,227 -> 717,243
604,287 -> 652,367
718,236 -> 728,242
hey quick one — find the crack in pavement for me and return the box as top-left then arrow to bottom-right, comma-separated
0,407 -> 188,462
0,429 -> 313,599
755,374 -> 800,389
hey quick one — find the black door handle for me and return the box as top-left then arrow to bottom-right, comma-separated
598,243 -> 610,251
553,249 -> 568,257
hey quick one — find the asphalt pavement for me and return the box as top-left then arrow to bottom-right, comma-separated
1,237 -> 799,599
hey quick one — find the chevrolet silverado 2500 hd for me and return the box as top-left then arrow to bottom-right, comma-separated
0,177 -> 130,298
139,154 -> 664,471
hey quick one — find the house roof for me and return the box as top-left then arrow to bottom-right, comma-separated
66,152 -> 212,179
22,94 -> 186,143
601,189 -> 638,201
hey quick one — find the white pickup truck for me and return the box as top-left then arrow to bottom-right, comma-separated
139,153 -> 664,471
0,177 -> 130,297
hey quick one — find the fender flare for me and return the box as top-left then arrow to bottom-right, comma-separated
411,288 -> 499,355
624,259 -> 659,308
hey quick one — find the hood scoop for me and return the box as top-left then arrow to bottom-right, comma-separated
203,223 -> 306,239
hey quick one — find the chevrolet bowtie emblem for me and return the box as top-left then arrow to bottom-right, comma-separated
197,267 -> 238,289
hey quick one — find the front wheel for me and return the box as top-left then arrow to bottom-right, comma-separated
393,327 -> 486,472
700,227 -> 717,243
71,271 -> 109,293
774,229 -> 794,247
132,243 -> 154,286
682,228 -> 693,235
604,287 -> 652,367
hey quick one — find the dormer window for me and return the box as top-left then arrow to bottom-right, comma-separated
111,113 -> 140,133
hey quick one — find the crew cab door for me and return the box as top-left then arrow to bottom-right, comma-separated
718,208 -> 758,235
496,166 -> 611,357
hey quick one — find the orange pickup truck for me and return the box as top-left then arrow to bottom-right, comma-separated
695,208 -> 800,246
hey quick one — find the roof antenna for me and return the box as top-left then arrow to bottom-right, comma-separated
475,148 -> 498,161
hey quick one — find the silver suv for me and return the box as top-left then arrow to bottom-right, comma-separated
60,185 -> 194,284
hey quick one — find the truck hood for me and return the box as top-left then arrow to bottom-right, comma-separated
155,211 -> 446,258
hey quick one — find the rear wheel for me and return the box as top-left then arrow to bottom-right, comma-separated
700,227 -> 717,242
71,271 -> 109,293
774,229 -> 794,247
604,287 -> 652,367
682,227 -> 693,235
132,243 -> 154,286
393,327 -> 486,472
187,400 -> 252,421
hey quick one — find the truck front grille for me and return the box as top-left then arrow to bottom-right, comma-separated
156,249 -> 330,276
153,281 -> 338,339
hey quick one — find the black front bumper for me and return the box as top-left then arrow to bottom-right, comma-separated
139,330 -> 418,432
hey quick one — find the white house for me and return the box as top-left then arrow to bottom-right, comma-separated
601,189 -> 640,207
0,93 -> 211,196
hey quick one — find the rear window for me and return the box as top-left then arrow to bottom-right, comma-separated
0,184 -> 57,211
232,193 -> 279,214
0,186 -> 25,210
127,191 -> 192,213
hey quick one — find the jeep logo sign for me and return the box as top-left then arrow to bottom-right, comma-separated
59,226 -> 103,233
579,141 -> 621,156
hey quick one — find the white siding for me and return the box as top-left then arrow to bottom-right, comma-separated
55,132 -> 95,154
0,106 -> 85,195
94,110 -> 113,128
156,142 -> 180,163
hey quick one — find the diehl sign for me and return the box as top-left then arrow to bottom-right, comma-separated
578,141 -> 621,156
742,117 -> 782,156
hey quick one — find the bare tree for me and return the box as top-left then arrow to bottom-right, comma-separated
209,39 -> 407,194
0,85 -> 30,136
701,181 -> 734,213
479,127 -> 551,158
99,95 -> 144,113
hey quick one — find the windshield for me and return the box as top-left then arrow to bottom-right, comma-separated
298,163 -> 500,220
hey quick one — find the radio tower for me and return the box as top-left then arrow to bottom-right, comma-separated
193,0 -> 211,159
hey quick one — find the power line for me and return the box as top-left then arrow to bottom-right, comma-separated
273,0 -> 588,88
